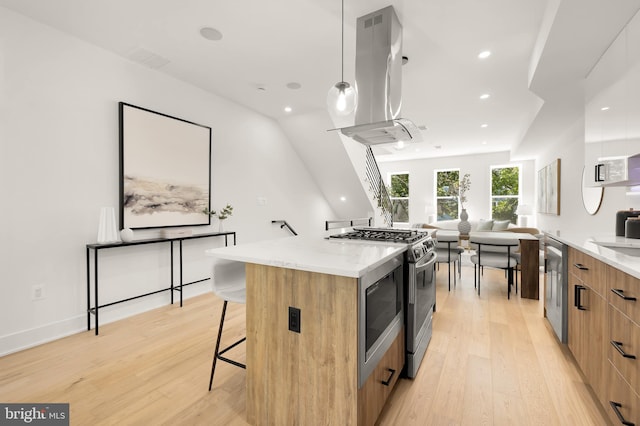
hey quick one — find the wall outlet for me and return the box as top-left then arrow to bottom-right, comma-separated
288,307 -> 301,333
31,284 -> 45,300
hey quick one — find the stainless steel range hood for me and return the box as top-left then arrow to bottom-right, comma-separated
339,6 -> 422,145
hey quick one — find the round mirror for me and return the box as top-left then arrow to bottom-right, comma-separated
581,166 -> 604,215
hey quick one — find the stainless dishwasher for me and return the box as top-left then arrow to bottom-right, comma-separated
544,235 -> 568,343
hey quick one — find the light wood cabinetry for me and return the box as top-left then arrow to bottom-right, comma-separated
567,248 -> 607,402
605,265 -> 640,425
245,262 -> 403,426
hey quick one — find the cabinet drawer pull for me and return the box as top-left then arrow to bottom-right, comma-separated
612,288 -> 637,301
381,368 -> 396,386
575,285 -> 586,310
611,341 -> 637,359
610,401 -> 635,426
573,263 -> 589,271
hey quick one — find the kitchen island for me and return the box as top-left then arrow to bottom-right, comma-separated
206,236 -> 408,426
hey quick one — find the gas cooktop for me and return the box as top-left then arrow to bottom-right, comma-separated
329,227 -> 428,244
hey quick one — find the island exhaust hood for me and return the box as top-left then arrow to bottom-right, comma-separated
338,6 -> 422,145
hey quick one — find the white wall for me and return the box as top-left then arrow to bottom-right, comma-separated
378,152 -> 535,226
536,119 -> 639,235
0,7 -> 335,355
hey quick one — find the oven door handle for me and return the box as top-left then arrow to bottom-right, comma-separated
409,251 -> 437,304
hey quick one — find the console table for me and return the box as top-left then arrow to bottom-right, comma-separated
86,232 -> 236,335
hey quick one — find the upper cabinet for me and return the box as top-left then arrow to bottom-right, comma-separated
585,10 -> 640,185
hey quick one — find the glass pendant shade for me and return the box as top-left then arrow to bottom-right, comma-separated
327,81 -> 357,116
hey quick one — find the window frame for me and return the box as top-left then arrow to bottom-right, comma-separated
387,172 -> 410,225
434,168 -> 460,221
489,164 -> 521,224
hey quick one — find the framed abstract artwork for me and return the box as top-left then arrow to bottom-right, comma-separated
537,158 -> 561,215
119,102 -> 211,230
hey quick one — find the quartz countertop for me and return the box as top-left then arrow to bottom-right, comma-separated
205,236 -> 407,278
545,231 -> 640,279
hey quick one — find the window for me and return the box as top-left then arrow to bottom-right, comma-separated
388,173 -> 409,223
491,165 -> 520,223
435,169 -> 459,221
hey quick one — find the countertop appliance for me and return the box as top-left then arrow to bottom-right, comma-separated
330,227 -> 436,379
593,153 -> 640,186
544,235 -> 568,343
616,209 -> 640,236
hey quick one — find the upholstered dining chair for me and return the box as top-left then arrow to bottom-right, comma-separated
469,233 -> 519,299
209,258 -> 246,391
433,230 -> 464,291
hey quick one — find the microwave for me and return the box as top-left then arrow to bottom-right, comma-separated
592,153 -> 640,186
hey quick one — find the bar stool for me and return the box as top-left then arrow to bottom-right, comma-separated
208,258 -> 246,391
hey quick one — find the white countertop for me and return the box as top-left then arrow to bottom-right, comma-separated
205,236 -> 407,278
545,231 -> 640,279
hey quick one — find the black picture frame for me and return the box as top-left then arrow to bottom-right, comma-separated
119,102 -> 211,230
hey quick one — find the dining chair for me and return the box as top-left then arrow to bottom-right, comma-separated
208,258 -> 246,391
434,230 -> 464,291
469,233 -> 519,299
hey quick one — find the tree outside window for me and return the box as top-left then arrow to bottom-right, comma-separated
388,173 -> 409,223
436,170 -> 459,220
491,166 -> 520,223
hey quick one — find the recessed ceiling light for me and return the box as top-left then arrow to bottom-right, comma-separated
396,141 -> 405,150
482,140 -> 487,145
480,93 -> 490,100
601,106 -> 610,111
286,82 -> 302,90
284,106 -> 292,113
200,27 -> 223,41
481,123 -> 488,128
340,196 -> 347,202
478,50 -> 491,59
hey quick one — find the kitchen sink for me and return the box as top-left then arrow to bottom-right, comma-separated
593,242 -> 640,257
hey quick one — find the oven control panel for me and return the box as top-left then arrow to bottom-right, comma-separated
409,237 -> 434,263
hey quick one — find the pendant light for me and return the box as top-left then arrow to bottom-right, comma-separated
327,0 -> 357,116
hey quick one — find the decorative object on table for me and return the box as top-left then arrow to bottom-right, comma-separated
120,228 -> 134,242
119,102 -> 212,230
615,208 -> 640,236
454,173 -> 471,235
97,207 -> 120,244
515,204 -> 533,227
537,159 -> 561,215
204,204 -> 233,232
327,0 -> 357,116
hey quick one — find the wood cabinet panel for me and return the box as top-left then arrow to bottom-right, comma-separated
568,247 -> 607,297
609,305 -> 640,396
605,361 -> 640,426
246,263 -> 359,425
608,266 -> 640,327
357,330 -> 404,426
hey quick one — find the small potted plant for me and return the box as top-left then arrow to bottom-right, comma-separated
204,204 -> 233,232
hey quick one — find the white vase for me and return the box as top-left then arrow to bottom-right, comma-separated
458,208 -> 471,235
218,220 -> 225,232
97,207 -> 120,243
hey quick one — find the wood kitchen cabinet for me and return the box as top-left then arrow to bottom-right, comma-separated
567,248 -> 607,402
605,266 -> 640,425
245,263 -> 403,426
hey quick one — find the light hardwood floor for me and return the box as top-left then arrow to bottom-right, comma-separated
0,265 -> 610,425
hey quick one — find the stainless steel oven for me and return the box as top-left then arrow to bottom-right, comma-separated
358,254 -> 404,388
405,241 -> 437,378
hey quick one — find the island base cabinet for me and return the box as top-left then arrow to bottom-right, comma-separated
605,361 -> 640,426
357,330 -> 404,426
